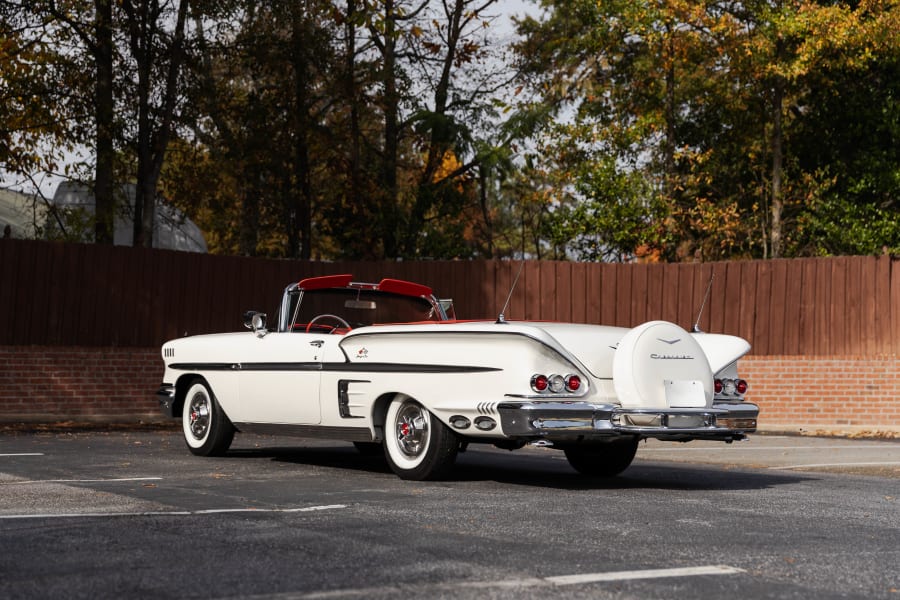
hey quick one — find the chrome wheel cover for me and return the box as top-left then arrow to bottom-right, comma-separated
394,403 -> 429,458
187,391 -> 211,440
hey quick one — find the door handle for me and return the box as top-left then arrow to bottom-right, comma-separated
310,340 -> 324,348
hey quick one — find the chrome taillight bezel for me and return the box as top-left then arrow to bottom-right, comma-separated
714,377 -> 748,400
531,373 -> 585,395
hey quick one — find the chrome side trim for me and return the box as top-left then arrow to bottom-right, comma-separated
233,422 -> 374,442
167,361 -> 500,374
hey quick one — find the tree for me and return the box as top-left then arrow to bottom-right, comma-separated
1,1 -> 114,242
166,0 -> 516,260
119,0 -> 191,248
514,0 -> 900,261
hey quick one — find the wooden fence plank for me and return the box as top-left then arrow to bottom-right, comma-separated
1,240 -> 897,356
860,257 -> 877,356
0,241 -> 20,342
738,261 -> 758,345
890,259 -> 900,354
753,260 -> 771,355
556,261 -> 573,323
661,264 -> 677,324
571,262 -> 587,323
523,261 -> 541,321
630,264 -> 648,326
598,263 -> 616,326
537,261 -> 555,321
815,259 -> 831,354
691,263 -> 712,333
874,255 -> 892,354
16,240 -> 41,344
674,264 -> 694,330
768,260 -> 789,355
41,242 -> 64,345
797,259 -> 816,354
706,263 -> 725,334
492,260 -> 513,321
55,242 -> 81,346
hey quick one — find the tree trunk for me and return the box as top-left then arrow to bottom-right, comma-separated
127,0 -> 189,248
770,79 -> 784,259
345,0 -> 365,250
404,0 -> 468,257
290,4 -> 312,260
94,0 -> 115,245
379,0 -> 400,258
132,2 -> 153,248
663,27 -> 676,201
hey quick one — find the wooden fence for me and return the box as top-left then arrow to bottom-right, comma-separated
1,238 -> 897,355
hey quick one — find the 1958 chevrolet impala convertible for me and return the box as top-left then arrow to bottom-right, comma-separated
158,274 -> 758,480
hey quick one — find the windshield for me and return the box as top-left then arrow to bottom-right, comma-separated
287,288 -> 441,330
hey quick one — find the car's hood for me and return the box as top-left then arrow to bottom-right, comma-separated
161,331 -> 253,362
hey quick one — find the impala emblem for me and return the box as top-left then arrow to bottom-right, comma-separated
657,337 -> 681,345
357,347 -> 368,358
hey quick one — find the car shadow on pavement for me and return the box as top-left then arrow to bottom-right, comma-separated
230,443 -> 810,492
447,450 -> 811,491
229,445 -> 395,475
455,461 -> 810,491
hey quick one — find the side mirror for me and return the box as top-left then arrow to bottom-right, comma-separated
243,311 -> 267,337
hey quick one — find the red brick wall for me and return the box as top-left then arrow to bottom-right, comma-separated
0,346 -> 162,423
0,346 -> 897,434
740,355 -> 900,435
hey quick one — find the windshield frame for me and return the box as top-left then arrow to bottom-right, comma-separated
276,283 -> 448,333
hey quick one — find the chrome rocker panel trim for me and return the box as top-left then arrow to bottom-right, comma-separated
497,400 -> 759,442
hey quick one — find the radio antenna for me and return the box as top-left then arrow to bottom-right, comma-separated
497,261 -> 525,324
692,271 -> 715,333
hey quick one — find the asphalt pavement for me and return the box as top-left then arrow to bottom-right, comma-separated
0,428 -> 897,599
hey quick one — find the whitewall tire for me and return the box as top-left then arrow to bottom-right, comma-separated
182,380 -> 235,456
383,396 -> 458,480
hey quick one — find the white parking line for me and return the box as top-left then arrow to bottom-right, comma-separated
0,453 -> 45,457
544,565 -> 745,585
770,462 -> 900,470
0,476 -> 163,485
640,446 -> 894,452
0,504 -> 347,520
292,564 -> 745,598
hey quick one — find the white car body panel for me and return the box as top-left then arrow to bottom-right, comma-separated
157,275 -> 759,478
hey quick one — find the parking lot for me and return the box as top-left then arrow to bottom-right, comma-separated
1,428 -> 898,599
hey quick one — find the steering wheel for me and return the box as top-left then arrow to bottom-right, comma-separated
306,314 -> 352,333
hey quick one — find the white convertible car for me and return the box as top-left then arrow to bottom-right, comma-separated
158,274 -> 758,480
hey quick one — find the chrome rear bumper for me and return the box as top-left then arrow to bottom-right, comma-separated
497,400 -> 758,442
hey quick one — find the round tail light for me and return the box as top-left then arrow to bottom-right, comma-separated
735,379 -> 748,394
565,375 -> 581,392
548,374 -> 565,393
531,374 -> 548,392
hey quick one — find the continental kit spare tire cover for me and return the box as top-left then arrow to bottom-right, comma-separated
612,321 -> 713,409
